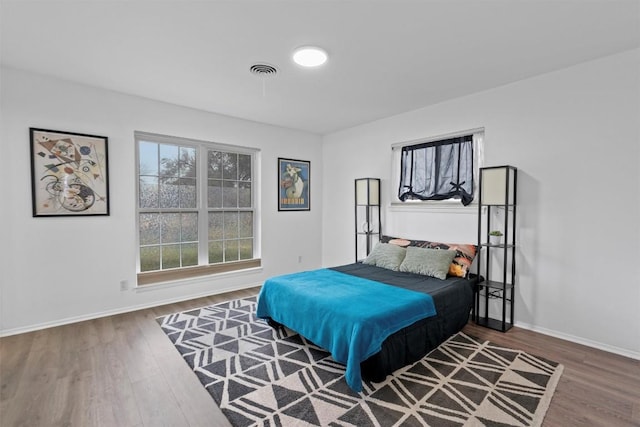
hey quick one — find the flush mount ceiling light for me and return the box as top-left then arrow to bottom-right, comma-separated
292,46 -> 328,67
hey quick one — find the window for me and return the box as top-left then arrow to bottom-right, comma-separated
391,129 -> 484,206
135,132 -> 260,285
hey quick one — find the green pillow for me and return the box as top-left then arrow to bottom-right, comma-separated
399,247 -> 457,279
363,243 -> 407,271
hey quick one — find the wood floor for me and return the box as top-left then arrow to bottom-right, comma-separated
1,287 -> 638,427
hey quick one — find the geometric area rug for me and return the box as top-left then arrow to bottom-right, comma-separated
157,296 -> 563,427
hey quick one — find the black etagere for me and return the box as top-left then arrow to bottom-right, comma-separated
355,178 -> 381,262
474,166 -> 517,332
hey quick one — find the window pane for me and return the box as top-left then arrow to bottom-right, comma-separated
182,213 -> 198,241
224,240 -> 239,262
222,152 -> 238,180
139,176 -> 159,208
238,182 -> 251,208
161,213 -> 181,243
179,177 -> 197,208
181,243 -> 198,267
208,241 -> 223,264
238,154 -> 251,181
208,150 -> 222,179
239,239 -> 253,260
137,135 -> 257,275
223,181 -> 238,208
139,142 -> 158,176
139,213 -> 160,245
159,144 -> 179,177
162,244 -> 181,269
160,177 -> 180,208
223,212 -> 239,239
208,179 -> 222,208
239,212 -> 253,238
179,146 -> 196,178
140,246 -> 160,272
208,212 -> 223,240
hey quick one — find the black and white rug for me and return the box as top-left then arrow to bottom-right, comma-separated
157,297 -> 563,427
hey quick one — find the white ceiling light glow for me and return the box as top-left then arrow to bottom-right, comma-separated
293,46 -> 328,67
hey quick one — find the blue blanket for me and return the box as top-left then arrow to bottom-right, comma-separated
256,269 -> 436,392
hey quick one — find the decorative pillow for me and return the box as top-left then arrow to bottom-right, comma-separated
399,247 -> 457,280
362,242 -> 407,271
381,235 -> 477,278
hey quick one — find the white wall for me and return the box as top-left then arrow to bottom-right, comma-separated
0,67 -> 323,334
3,49 -> 639,359
322,49 -> 640,358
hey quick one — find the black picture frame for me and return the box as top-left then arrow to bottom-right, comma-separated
278,157 -> 310,211
30,128 -> 110,217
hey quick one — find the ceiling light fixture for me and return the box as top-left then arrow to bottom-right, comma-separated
292,46 -> 328,67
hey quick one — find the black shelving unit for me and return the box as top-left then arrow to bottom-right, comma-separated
474,166 -> 517,332
355,178 -> 381,262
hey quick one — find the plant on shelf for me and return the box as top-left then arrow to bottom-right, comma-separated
489,230 -> 503,245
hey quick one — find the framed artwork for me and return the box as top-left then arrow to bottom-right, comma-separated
30,128 -> 110,216
278,157 -> 310,211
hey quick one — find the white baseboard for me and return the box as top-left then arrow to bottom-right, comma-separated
0,281 -> 263,338
515,321 -> 640,361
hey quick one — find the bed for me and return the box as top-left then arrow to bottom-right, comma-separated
257,263 -> 475,391
256,258 -> 477,392
334,263 -> 476,382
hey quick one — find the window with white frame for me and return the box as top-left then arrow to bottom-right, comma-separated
135,131 -> 260,285
391,129 -> 484,206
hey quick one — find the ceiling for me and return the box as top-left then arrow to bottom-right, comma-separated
1,0 -> 638,135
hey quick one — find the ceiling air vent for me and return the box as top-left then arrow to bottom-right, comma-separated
249,63 -> 278,76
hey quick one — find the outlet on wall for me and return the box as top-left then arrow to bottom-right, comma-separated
298,255 -> 302,263
120,280 -> 129,291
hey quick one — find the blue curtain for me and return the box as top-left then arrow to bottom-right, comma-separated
398,135 -> 474,205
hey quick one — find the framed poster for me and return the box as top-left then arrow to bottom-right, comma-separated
30,128 -> 110,216
278,158 -> 310,211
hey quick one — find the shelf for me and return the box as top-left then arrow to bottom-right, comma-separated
475,317 -> 513,332
484,292 -> 512,301
355,178 -> 381,263
474,166 -> 517,333
479,243 -> 515,249
478,280 -> 513,291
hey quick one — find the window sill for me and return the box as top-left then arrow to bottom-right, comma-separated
389,201 -> 478,214
136,259 -> 262,288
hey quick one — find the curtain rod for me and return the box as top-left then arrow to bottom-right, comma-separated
390,127 -> 484,149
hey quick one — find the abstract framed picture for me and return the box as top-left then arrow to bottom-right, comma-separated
278,157 -> 310,211
30,128 -> 110,217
